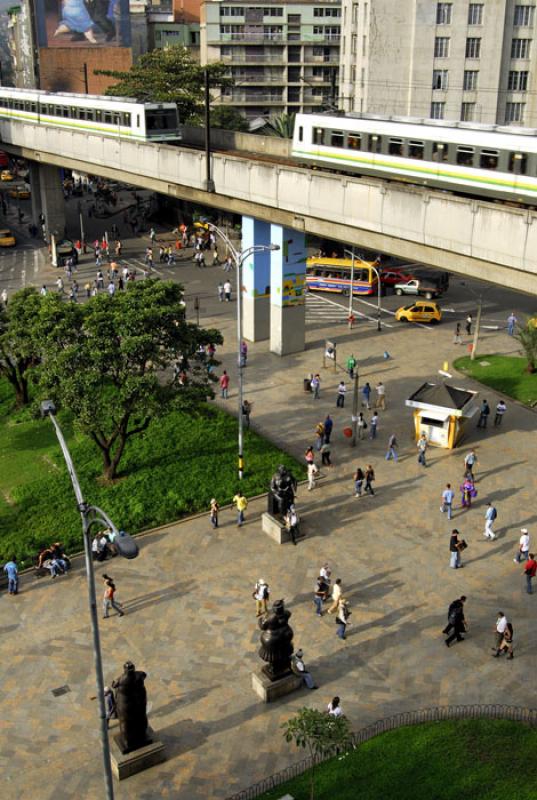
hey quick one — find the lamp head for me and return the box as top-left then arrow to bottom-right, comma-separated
40,400 -> 57,418
111,529 -> 139,560
269,244 -> 280,251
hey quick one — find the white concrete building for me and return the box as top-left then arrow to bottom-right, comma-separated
339,0 -> 537,126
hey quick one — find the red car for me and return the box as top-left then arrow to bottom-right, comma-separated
380,267 -> 416,288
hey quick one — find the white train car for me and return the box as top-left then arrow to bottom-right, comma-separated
293,112 -> 537,206
0,88 -> 181,142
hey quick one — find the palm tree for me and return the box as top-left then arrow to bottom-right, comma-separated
265,112 -> 296,138
516,317 -> 537,372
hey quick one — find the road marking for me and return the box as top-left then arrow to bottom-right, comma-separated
306,292 -> 395,328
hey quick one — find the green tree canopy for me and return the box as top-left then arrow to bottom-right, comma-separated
0,287 -> 42,407
36,280 -> 223,480
516,317 -> 537,372
210,105 -> 249,132
95,46 -> 232,124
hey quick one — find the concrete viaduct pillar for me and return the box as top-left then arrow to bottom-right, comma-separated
30,162 -> 65,241
241,216 -> 271,342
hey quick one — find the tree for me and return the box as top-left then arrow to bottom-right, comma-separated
210,105 -> 249,132
264,112 -> 296,139
0,287 -> 42,407
516,317 -> 537,373
37,280 -> 222,481
282,707 -> 353,800
95,46 -> 232,125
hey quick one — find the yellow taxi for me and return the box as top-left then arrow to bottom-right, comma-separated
0,228 -> 16,247
0,170 -> 14,181
395,300 -> 442,324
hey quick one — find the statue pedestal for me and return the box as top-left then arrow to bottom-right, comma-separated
110,726 -> 166,780
251,670 -> 302,703
261,512 -> 305,545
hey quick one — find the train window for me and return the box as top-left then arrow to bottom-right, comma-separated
146,109 -> 178,131
79,109 -> 86,120
331,131 -> 344,147
348,133 -> 361,150
24,101 -> 30,111
30,103 -> 36,113
87,109 -> 95,121
408,140 -> 424,159
480,149 -> 498,170
63,107 -> 69,117
121,112 -> 131,126
95,111 -> 102,122
368,134 -> 382,153
104,112 -> 113,125
388,138 -> 403,156
136,114 -> 140,128
508,152 -> 527,174
298,125 -> 303,142
432,142 -> 449,161
313,127 -> 325,145
112,114 -> 120,125
456,147 -> 474,166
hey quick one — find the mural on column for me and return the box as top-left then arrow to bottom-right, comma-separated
242,216 -> 271,299
275,234 -> 306,307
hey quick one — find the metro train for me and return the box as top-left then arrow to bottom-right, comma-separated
0,88 -> 181,142
293,112 -> 537,206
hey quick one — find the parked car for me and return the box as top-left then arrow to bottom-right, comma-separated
393,278 -> 445,300
380,267 -> 416,288
395,301 -> 442,324
0,228 -> 16,247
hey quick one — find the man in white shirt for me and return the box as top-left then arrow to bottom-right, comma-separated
254,579 -> 269,617
327,578 -> 342,614
375,381 -> 386,410
336,381 -> 346,408
514,529 -> 530,562
484,502 -> 497,540
494,400 -> 507,427
223,280 -> 232,302
494,611 -> 508,650
440,483 -> 455,520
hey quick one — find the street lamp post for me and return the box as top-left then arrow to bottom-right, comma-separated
41,401 -> 139,800
348,247 -> 355,329
207,224 -> 279,480
344,249 -> 382,332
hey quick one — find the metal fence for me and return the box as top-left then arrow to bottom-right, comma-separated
225,704 -> 537,800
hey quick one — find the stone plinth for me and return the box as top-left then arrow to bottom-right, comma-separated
251,670 -> 302,703
110,726 -> 166,780
262,512 -> 305,544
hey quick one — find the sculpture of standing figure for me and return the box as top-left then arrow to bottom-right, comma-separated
268,465 -> 297,518
258,599 -> 294,681
112,661 -> 151,754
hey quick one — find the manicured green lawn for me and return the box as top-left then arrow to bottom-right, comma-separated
259,719 -> 537,800
454,354 -> 537,405
0,380 -> 305,566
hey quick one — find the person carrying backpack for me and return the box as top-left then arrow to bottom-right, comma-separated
484,502 -> 497,540
253,579 -> 270,617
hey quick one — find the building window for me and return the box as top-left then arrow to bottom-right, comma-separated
508,70 -> 529,90
434,37 -> 450,57
514,5 -> 535,26
351,34 -> 357,54
352,2 -> 359,24
432,69 -> 448,89
220,24 -> 244,35
263,7 -> 283,16
468,4 -> 483,25
313,7 -> 341,17
465,37 -> 481,58
430,101 -> 445,119
463,70 -> 479,90
220,6 -> 244,16
351,64 -> 356,82
505,101 -> 525,122
511,38 -> 531,57
436,3 -> 452,24
461,102 -> 475,121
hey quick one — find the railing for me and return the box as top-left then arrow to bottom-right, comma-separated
225,704 -> 537,800
223,55 -> 285,63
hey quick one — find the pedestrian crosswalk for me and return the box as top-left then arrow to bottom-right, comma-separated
306,292 -> 350,325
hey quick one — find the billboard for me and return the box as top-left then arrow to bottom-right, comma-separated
35,0 -> 131,48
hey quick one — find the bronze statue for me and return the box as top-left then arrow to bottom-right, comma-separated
112,661 -> 151,754
258,599 -> 294,681
268,465 -> 297,517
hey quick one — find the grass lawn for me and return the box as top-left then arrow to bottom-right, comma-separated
454,354 -> 537,406
258,719 -> 537,800
0,380 -> 306,566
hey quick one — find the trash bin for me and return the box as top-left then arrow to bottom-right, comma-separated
303,378 -> 311,392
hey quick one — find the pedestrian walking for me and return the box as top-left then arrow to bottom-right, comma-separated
284,504 -> 300,545
253,579 -> 269,616
3,556 -> 18,595
323,414 -> 333,443
369,411 -> 379,439
305,445 -> 315,466
449,528 -> 466,569
321,440 -> 332,466
233,490 -> 248,526
219,370 -> 230,399
353,466 -> 365,496
440,483 -> 455,520
375,381 -> 386,410
524,554 -> 537,594
494,400 -> 507,426
465,314 -> 473,335
417,433 -> 428,466
357,412 -> 367,439
493,611 -> 508,652
464,450 -> 478,480
514,528 -> 530,562
149,227 -> 156,243
346,353 -> 356,379
210,498 -> 219,529
327,578 -> 342,615
56,277 -> 64,294
496,622 -> 514,659
476,399 -> 491,429
364,464 -> 375,495
217,282 -> 224,302
443,595 -> 467,647
385,433 -> 398,461
107,281 -> 116,296
507,312 -> 517,336
453,322 -> 462,345
361,382 -> 371,409
327,697 -> 343,717
484,502 -> 497,540
319,562 -> 332,585
335,597 -> 351,640
307,461 -> 319,490
291,649 -> 317,689
102,575 -> 124,619
460,476 -> 477,509
314,575 -> 329,616
1,288 -> 8,306
315,421 -> 324,451
223,279 -> 232,302
311,373 -> 321,399
104,686 -> 117,728
336,381 -> 346,408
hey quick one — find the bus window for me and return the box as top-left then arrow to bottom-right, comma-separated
298,125 -> 303,142
480,150 -> 498,170
388,138 -> 403,156
313,127 -> 325,145
432,142 -> 449,161
508,152 -> 527,174
348,133 -> 361,150
368,134 -> 381,153
409,140 -> 424,159
331,130 -> 344,147
456,146 -> 474,167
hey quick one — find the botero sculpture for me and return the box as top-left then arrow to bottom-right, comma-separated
258,599 -> 294,681
268,465 -> 297,518
112,661 -> 151,754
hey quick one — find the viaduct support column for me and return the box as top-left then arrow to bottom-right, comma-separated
241,216 -> 271,341
269,225 -> 306,356
38,164 -> 65,241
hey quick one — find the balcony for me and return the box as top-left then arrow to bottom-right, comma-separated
221,92 -> 284,105
221,53 -> 285,63
216,32 -> 284,43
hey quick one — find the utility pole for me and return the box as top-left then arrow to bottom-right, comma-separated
83,62 -> 89,94
351,368 -> 359,447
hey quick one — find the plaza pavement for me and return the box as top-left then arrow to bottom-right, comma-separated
2,255 -> 537,800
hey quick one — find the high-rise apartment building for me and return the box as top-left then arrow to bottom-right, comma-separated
340,0 -> 537,126
201,0 -> 341,119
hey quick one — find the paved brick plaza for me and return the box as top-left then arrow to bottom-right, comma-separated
2,289 -> 536,799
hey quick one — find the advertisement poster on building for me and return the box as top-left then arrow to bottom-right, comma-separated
34,0 -> 131,47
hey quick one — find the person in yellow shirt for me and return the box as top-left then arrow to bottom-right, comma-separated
233,490 -> 248,527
